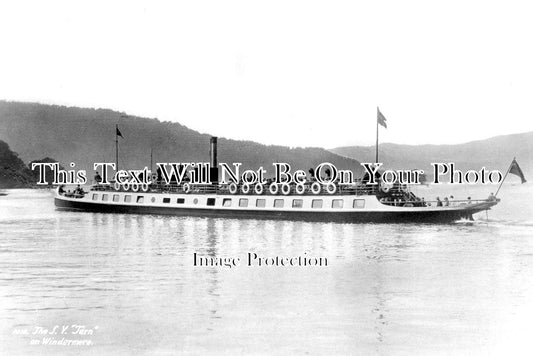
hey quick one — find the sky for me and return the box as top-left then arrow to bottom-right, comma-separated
0,0 -> 532,148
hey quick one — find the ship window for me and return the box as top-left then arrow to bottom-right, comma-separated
177,198 -> 185,204
332,199 -> 344,208
163,197 -> 171,203
113,194 -> 119,202
292,199 -> 303,208
239,198 -> 248,207
223,198 -> 232,207
274,199 -> 284,208
137,196 -> 144,203
102,194 -> 108,202
125,195 -> 132,203
256,199 -> 266,208
353,199 -> 365,209
92,194 -> 98,201
207,198 -> 216,206
312,199 -> 323,209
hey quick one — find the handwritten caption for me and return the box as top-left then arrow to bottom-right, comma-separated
12,325 -> 98,346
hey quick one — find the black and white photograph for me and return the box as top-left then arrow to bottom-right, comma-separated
0,1 -> 532,355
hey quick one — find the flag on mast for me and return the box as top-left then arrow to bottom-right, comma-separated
509,158 -> 527,183
377,108 -> 387,128
116,126 -> 124,138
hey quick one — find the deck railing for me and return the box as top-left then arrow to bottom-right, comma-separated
90,181 -> 384,196
65,182 -> 495,209
85,181 -> 493,207
379,198 -> 490,207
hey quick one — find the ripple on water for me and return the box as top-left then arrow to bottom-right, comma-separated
1,188 -> 533,354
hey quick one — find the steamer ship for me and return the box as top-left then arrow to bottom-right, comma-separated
54,137 -> 499,223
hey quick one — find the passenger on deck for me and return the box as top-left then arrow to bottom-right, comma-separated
156,167 -> 163,184
436,197 -> 443,207
467,197 -> 472,204
58,185 -> 65,194
75,185 -> 84,196
308,168 -> 316,182
181,165 -> 191,182
444,197 -> 449,206
94,171 -> 102,184
322,169 -> 332,182
488,193 -> 496,201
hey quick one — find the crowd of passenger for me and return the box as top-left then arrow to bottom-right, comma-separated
58,184 -> 85,198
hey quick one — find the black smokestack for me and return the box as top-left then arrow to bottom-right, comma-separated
210,137 -> 218,183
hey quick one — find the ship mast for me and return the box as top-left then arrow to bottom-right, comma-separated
375,110 -> 379,163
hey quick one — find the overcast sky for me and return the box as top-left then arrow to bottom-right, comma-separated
0,0 -> 532,148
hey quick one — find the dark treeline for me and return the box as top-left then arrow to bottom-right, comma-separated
0,140 -> 64,187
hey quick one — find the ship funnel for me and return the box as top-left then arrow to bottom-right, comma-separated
210,137 -> 218,183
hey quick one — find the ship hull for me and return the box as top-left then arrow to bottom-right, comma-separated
54,196 -> 493,224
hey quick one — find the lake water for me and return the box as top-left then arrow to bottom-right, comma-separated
1,184 -> 532,355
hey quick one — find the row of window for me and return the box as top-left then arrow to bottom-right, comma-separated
222,198 -> 365,209
94,193 -> 146,204
92,193 -> 365,209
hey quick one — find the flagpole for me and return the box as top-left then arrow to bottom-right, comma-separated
150,147 -> 153,173
495,157 -> 514,197
115,124 -> 119,173
375,107 -> 379,163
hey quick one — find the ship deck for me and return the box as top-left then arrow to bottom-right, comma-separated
55,184 -> 499,224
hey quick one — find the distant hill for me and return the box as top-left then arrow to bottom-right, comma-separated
331,132 -> 533,180
2,100 -> 529,185
0,101 -> 362,179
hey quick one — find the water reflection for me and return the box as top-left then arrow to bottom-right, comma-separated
1,189 -> 533,354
